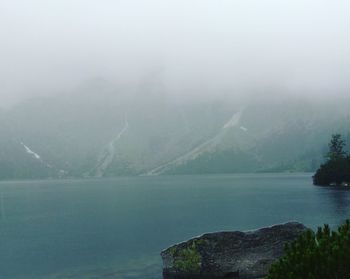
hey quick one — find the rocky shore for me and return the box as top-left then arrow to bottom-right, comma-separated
161,222 -> 306,279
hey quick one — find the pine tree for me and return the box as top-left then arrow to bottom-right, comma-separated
327,134 -> 346,161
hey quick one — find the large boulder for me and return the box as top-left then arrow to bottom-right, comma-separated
161,222 -> 307,279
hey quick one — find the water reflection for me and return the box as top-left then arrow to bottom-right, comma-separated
0,174 -> 349,279
325,186 -> 350,216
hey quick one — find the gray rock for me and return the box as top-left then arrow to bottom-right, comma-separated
161,222 -> 307,279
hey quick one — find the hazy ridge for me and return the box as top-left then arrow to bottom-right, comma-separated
1,80 -> 349,180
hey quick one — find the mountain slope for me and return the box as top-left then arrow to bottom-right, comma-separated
0,84 -> 349,179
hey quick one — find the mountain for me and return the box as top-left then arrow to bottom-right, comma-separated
156,97 -> 350,174
0,81 -> 349,180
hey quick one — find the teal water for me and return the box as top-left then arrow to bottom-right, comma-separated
0,173 -> 349,278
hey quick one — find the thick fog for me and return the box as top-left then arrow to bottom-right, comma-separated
1,0 -> 350,107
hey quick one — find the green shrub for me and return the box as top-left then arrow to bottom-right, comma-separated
267,220 -> 350,279
172,239 -> 207,273
174,243 -> 201,273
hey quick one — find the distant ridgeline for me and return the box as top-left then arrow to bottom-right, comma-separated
313,134 -> 350,186
2,92 -> 350,180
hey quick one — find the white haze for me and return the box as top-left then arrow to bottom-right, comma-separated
1,0 -> 350,107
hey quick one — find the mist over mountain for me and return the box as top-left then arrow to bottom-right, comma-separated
0,77 -> 349,180
2,3 -> 350,279
2,0 -> 350,106
1,0 -> 350,179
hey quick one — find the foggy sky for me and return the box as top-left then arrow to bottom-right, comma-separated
1,0 -> 350,107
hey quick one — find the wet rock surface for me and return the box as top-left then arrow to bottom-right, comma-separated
161,222 -> 307,279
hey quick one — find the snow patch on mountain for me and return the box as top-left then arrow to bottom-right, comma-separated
20,142 -> 59,171
93,115 -> 129,177
21,142 -> 41,159
223,108 -> 245,129
146,136 -> 216,175
146,108 -> 246,175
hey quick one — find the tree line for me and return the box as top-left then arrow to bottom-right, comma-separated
313,134 -> 350,186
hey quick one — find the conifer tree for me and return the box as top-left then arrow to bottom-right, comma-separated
327,134 -> 346,161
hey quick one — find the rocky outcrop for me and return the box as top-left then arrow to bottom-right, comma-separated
161,222 -> 307,279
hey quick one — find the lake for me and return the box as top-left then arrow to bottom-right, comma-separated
0,173 -> 349,278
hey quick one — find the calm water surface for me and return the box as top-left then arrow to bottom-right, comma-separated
0,173 -> 349,278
